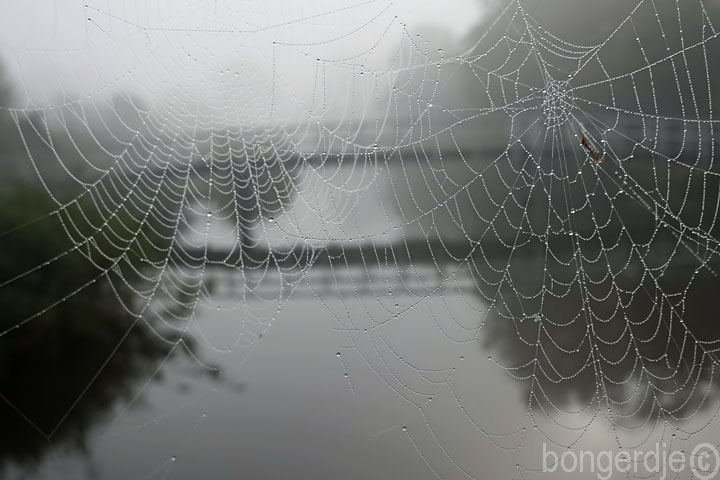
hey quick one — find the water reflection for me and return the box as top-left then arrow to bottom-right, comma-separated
478,246 -> 720,424
0,187 -> 210,474
386,136 -> 720,426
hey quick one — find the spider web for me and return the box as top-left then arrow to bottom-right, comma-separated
1,0 -> 720,478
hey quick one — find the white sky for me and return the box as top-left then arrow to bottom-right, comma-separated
391,0 -> 483,39
0,0 -> 484,112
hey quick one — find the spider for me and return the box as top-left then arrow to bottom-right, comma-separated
580,131 -> 604,164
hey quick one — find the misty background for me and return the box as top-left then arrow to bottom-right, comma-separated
2,1 -> 720,479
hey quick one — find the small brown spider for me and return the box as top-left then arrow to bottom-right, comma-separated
580,131 -> 604,164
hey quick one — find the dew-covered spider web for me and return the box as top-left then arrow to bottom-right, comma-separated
2,0 -> 720,478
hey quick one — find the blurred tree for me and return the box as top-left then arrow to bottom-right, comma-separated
0,64 -> 207,474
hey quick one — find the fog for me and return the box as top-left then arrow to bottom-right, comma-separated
2,1 -> 720,479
